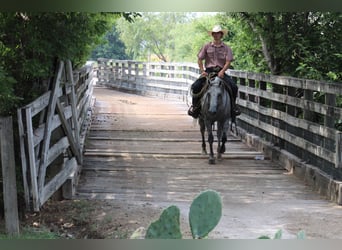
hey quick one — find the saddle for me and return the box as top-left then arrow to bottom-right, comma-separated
206,73 -> 234,105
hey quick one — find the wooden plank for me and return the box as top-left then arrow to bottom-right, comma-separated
239,85 -> 342,119
32,106 -> 72,147
238,99 -> 337,140
56,100 -> 81,163
336,132 -> 342,168
17,108 -> 30,208
66,60 -> 80,154
38,61 -> 64,207
46,136 -> 69,167
239,114 -> 335,164
25,107 -> 40,211
0,116 -> 19,235
40,157 -> 77,206
230,70 -> 342,95
22,88 -> 64,117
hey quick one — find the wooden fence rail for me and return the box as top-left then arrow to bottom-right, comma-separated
97,58 -> 342,203
17,60 -> 95,211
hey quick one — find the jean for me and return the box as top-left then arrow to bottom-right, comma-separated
191,69 -> 238,99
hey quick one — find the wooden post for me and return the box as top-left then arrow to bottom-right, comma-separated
248,79 -> 256,103
0,116 -> 20,235
303,89 -> 314,121
325,93 -> 336,129
336,132 -> 342,169
135,62 -> 139,77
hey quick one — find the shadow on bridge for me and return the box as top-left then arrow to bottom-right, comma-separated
75,86 -> 342,239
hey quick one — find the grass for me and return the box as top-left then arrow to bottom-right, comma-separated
0,226 -> 60,239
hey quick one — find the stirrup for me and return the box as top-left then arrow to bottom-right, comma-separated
234,107 -> 241,116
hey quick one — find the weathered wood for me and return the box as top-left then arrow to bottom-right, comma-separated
238,99 -> 337,140
17,109 -> 30,208
239,114 -> 335,163
16,60 -> 95,211
98,60 -> 342,179
56,100 -> 81,163
66,60 -> 81,156
0,116 -> 19,235
231,70 -> 342,95
38,61 -> 64,206
40,157 -> 77,205
336,132 -> 342,169
32,106 -> 72,147
25,107 -> 40,211
76,86 -> 342,239
239,85 -> 342,119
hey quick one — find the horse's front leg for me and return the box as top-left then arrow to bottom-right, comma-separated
216,123 -> 223,160
220,132 -> 227,154
199,118 -> 207,154
219,119 -> 230,157
207,126 -> 215,164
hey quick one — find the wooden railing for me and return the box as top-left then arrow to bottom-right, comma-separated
17,60 -> 96,211
97,58 -> 197,102
98,59 -> 342,203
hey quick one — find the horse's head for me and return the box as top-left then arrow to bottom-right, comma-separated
204,76 -> 225,115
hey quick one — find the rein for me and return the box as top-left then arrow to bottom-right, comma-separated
190,73 -> 217,98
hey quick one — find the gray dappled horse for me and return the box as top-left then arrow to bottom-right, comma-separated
198,75 -> 232,164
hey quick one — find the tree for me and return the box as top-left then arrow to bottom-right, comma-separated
116,12 -> 193,62
220,12 -> 342,82
90,25 -> 131,60
0,12 -> 123,115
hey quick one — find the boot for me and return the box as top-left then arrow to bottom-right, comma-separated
232,96 -> 241,117
188,97 -> 201,118
233,103 -> 241,116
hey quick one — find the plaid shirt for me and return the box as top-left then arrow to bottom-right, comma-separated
197,42 -> 234,69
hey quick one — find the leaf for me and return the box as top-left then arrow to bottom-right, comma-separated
145,205 -> 182,239
258,235 -> 271,239
296,230 -> 306,239
273,229 -> 282,239
189,190 -> 222,239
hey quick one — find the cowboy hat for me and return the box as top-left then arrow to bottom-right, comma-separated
207,25 -> 228,36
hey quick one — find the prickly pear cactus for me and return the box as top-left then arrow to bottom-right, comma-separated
145,205 -> 182,239
189,190 -> 222,239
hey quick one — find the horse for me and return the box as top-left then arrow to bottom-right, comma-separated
198,74 -> 232,164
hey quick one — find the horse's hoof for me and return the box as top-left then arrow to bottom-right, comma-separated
217,153 -> 222,160
209,158 -> 215,164
202,150 -> 207,155
220,145 -> 226,153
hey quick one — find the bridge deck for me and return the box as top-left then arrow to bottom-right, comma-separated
75,86 -> 342,239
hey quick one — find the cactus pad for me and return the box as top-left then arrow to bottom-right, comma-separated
145,205 -> 182,239
189,190 -> 222,239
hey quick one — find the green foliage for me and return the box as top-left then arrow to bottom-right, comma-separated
0,227 -> 60,239
143,189 -> 222,239
90,25 -> 131,60
189,189 -> 222,239
258,229 -> 306,239
0,12 -> 119,115
0,65 -> 19,115
222,12 -> 342,82
145,205 -> 182,239
116,12 -> 216,62
139,190 -> 307,239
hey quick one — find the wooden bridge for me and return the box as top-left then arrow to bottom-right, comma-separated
76,85 -> 342,239
1,59 -> 342,237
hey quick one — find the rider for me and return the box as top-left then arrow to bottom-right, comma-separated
188,25 -> 241,119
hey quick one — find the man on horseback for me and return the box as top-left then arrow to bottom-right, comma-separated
188,25 -> 241,119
